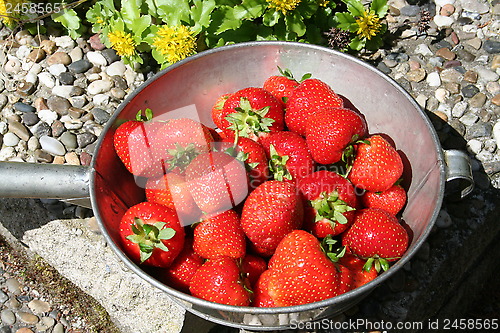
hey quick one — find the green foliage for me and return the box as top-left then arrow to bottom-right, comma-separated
333,0 -> 388,51
43,0 -> 389,69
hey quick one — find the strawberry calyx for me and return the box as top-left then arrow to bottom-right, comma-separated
165,143 -> 200,173
311,190 -> 355,226
126,217 -> 176,263
277,66 -> 311,83
321,236 -> 347,263
223,146 -> 260,173
363,255 -> 399,273
225,98 -> 275,140
268,144 -> 292,181
135,108 -> 154,122
342,134 -> 370,172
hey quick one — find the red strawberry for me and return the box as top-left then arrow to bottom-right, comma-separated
145,172 -> 200,226
348,135 -> 403,192
260,131 -> 315,183
221,137 -> 270,189
185,151 -> 248,215
305,107 -> 367,165
161,237 -> 203,293
298,170 -> 359,238
242,254 -> 268,288
335,263 -> 354,295
119,202 -> 185,268
151,118 -> 214,174
362,184 -> 407,215
220,87 -> 285,141
211,93 -> 232,129
189,257 -> 252,306
338,253 -> 378,289
263,75 -> 299,102
193,209 -> 246,259
266,230 -> 341,306
113,109 -> 163,177
252,270 -> 276,307
342,208 -> 409,269
241,181 -> 303,257
285,78 -> 344,136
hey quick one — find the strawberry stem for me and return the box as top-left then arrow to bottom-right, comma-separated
126,217 -> 176,263
268,144 -> 292,181
225,98 -> 275,139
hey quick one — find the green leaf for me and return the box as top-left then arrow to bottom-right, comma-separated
263,8 -> 281,27
191,0 -> 216,33
121,0 -> 142,26
131,15 -> 152,38
349,35 -> 366,51
342,0 -> 366,17
233,0 -> 266,20
210,6 -> 243,34
158,228 -> 176,240
157,0 -> 191,25
371,0 -> 389,18
334,12 -> 356,30
52,9 -> 81,31
285,11 -> 306,37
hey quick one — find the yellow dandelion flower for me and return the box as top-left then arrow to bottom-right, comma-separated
266,0 -> 301,15
107,30 -> 136,57
0,0 -> 27,26
355,10 -> 382,40
152,25 -> 197,64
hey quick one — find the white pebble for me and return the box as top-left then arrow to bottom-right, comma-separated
493,121 -> 500,150
427,71 -> 441,87
415,94 -> 428,108
0,122 -> 8,135
4,58 -> 21,73
106,61 -> 126,76
69,47 -> 83,62
53,36 -> 76,49
39,135 -> 66,156
25,72 -> 38,84
48,64 -> 67,76
466,139 -> 482,154
474,67 -> 500,82
2,132 -> 20,147
52,85 -> 74,99
38,72 -> 56,88
38,109 -> 58,125
460,113 -> 479,126
436,209 -> 452,228
415,44 -> 433,56
87,79 -> 113,95
27,63 -> 43,75
64,119 -> 83,130
86,51 -> 107,67
433,15 -> 454,28
435,88 -> 450,102
93,94 -> 110,106
15,45 -> 32,60
452,101 -> 468,118
435,0 -> 455,6
27,136 -> 40,151
0,147 -> 16,161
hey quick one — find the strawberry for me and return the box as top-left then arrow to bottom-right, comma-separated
151,118 -> 214,175
145,172 -> 200,226
119,202 -> 185,268
338,253 -> 378,289
189,257 -> 252,306
241,181 -> 303,257
361,184 -> 407,215
241,254 -> 268,288
263,72 -> 299,103
298,170 -> 359,238
335,263 -> 355,295
160,237 -> 203,293
252,270 -> 276,307
266,230 -> 341,306
348,135 -> 404,192
221,137 -> 270,189
219,87 -> 285,141
185,151 -> 248,215
260,131 -> 315,183
285,78 -> 344,136
342,208 -> 409,270
113,109 -> 163,177
305,107 -> 367,165
193,209 -> 246,259
211,93 -> 232,130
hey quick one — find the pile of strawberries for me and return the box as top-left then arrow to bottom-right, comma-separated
112,69 -> 410,307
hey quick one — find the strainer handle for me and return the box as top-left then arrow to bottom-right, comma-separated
0,161 -> 91,208
443,149 -> 474,200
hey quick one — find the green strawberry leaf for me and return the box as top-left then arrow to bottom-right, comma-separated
268,144 -> 292,181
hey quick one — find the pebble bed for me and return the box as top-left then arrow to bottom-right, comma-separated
0,0 -> 499,332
